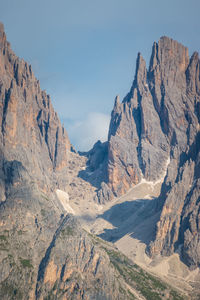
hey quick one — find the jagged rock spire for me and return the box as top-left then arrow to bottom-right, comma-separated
104,36 -> 200,268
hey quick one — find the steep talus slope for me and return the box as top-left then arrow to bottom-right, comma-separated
0,165 -> 185,299
95,37 -> 200,269
0,165 -> 126,300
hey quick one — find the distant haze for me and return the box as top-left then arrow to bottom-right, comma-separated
1,0 -> 200,150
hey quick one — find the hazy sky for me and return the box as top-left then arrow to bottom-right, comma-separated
1,0 -> 200,150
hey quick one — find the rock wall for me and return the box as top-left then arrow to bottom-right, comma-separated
107,36 -> 199,197
0,22 -> 71,196
0,22 -> 129,300
103,36 -> 200,268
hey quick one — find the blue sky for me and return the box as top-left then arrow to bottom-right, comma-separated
1,0 -> 200,150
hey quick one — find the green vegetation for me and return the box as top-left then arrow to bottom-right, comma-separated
60,226 -> 74,237
41,194 -> 50,201
170,290 -> 186,300
20,258 -> 33,268
41,208 -> 47,217
0,246 -> 9,251
104,248 -> 185,300
127,289 -> 136,299
119,284 -> 129,296
17,230 -> 26,235
44,293 -> 55,300
0,234 -> 7,241
52,280 -> 58,291
83,230 -> 186,300
0,281 -> 23,300
0,234 -> 9,251
86,230 -> 114,249
7,254 -> 16,267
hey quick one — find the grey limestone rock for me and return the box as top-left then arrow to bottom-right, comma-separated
0,23 -> 71,195
0,22 -> 142,300
102,36 -> 200,268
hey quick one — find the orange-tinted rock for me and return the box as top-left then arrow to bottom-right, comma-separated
104,36 -> 200,268
0,22 -> 71,195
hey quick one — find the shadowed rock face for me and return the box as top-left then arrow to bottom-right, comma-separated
0,165 -> 125,300
0,22 -> 71,196
0,23 -> 128,300
107,36 -> 199,196
0,20 -> 199,298
102,36 -> 200,268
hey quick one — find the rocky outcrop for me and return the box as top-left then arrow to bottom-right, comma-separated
0,22 -> 115,300
107,36 -> 199,197
147,131 -> 200,269
35,216 -> 122,300
0,20 -> 199,298
1,22 -> 172,300
0,158 -> 128,300
78,141 -> 115,203
102,36 -> 200,268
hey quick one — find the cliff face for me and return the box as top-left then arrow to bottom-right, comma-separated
107,36 -> 199,196
1,24 -> 181,300
0,20 -> 199,297
0,23 -> 126,300
103,36 -> 200,268
0,163 -> 126,300
0,22 -> 71,198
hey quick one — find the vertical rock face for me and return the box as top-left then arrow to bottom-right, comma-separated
0,22 -> 71,196
107,36 -> 199,197
108,48 -> 170,196
105,37 -> 200,268
0,23 -> 133,300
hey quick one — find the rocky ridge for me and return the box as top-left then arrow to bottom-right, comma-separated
0,22 -> 118,300
93,36 -> 200,269
0,22 -> 71,199
0,22 -> 186,300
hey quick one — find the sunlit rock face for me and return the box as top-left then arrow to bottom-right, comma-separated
101,37 -> 200,268
0,22 -> 71,197
0,23 -> 127,300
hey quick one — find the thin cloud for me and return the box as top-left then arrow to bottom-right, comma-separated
66,112 -> 110,151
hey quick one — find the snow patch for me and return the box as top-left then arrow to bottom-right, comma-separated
140,156 -> 170,187
95,204 -> 103,211
56,189 -> 75,215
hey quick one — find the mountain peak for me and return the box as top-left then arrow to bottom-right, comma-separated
0,22 -> 6,47
0,22 -> 4,33
0,21 -> 71,193
103,35 -> 200,270
159,35 -> 187,49
114,95 -> 120,107
156,36 -> 189,71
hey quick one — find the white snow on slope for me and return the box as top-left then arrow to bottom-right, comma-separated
56,189 -> 75,215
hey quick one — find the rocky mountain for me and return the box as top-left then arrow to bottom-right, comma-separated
94,37 -> 200,269
0,22 -> 72,199
0,22 -> 187,300
0,22 -> 121,300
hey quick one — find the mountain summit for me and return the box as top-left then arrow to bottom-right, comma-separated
0,21 -> 71,197
0,22 -> 199,299
106,36 -> 198,196
0,23 -> 125,300
93,36 -> 200,269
